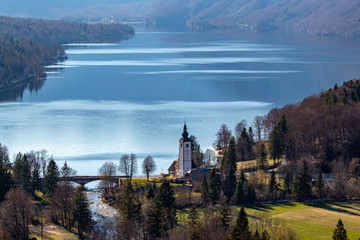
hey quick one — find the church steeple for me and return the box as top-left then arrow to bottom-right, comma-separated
181,122 -> 191,141
179,123 -> 192,178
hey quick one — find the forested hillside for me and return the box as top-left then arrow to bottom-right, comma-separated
9,0 -> 359,37
0,16 -> 134,44
264,79 -> 360,172
0,16 -> 134,99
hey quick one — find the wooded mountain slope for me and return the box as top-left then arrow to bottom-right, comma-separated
0,16 -> 134,99
13,0 -> 359,36
265,79 -> 360,172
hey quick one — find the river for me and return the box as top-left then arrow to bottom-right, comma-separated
0,30 -> 359,175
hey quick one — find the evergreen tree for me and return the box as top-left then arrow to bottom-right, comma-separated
189,231 -> 200,240
284,170 -> 293,194
201,175 -> 209,204
31,167 -> 41,193
223,137 -> 237,201
191,135 -> 204,168
332,219 -> 349,240
187,204 -> 198,226
146,185 -> 155,200
292,160 -> 312,200
0,144 -> 12,202
145,197 -> 164,239
269,170 -> 277,193
235,179 -> 244,204
13,153 -> 32,193
256,143 -> 268,170
231,207 -> 252,240
119,183 -> 141,222
218,202 -> 231,228
240,170 -> 247,185
260,230 -> 271,240
71,187 -> 92,239
208,168 -> 221,205
45,159 -> 59,195
315,170 -> 325,199
157,180 -> 177,229
269,116 -> 287,164
246,184 -> 256,203
253,230 -> 260,240
248,127 -> 254,145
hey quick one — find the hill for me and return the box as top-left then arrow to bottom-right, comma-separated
2,0 -> 359,36
263,79 -> 360,172
0,16 -> 134,100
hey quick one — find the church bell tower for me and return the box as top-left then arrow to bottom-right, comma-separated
179,123 -> 192,178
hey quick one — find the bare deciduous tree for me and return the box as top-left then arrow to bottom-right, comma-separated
235,120 -> 247,140
253,115 -> 265,142
0,188 -> 34,240
204,149 -> 216,167
51,183 -> 75,230
214,124 -> 232,149
119,154 -> 130,177
99,162 -> 117,195
129,154 -> 138,181
142,156 -> 156,181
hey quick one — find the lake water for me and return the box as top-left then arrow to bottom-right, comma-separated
1,30 -> 359,176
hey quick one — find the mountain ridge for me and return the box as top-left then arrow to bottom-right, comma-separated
2,0 -> 360,36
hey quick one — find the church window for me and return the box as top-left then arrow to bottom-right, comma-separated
186,143 -> 189,148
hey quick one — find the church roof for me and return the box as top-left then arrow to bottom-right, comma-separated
180,123 -> 191,142
168,160 -> 177,172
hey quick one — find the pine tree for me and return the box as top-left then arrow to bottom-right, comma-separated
269,170 -> 277,193
253,230 -> 260,240
315,171 -> 325,199
223,137 -> 237,201
231,207 -> 252,240
187,204 -> 198,226
145,197 -> 164,240
246,184 -> 256,203
218,202 -> 231,228
189,230 -> 200,240
71,187 -> 92,239
235,180 -> 244,204
208,168 -> 221,205
292,160 -> 312,201
146,185 -> 155,200
119,183 -> 141,222
269,115 -> 287,164
332,219 -> 349,240
256,143 -> 268,170
157,180 -> 177,229
0,144 -> 12,201
201,175 -> 209,204
260,230 -> 271,240
45,159 -> 59,195
13,153 -> 32,193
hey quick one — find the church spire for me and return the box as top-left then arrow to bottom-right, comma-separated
181,122 -> 191,141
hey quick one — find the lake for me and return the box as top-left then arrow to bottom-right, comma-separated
1,30 -> 359,176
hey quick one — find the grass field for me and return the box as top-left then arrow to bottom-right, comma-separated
179,201 -> 360,239
236,159 -> 276,171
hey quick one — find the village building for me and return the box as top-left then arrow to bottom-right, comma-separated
168,123 -> 197,179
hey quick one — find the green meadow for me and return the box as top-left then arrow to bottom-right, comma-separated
178,201 -> 360,240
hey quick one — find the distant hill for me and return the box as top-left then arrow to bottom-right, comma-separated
2,0 -> 359,36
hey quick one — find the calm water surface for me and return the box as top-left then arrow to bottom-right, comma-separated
1,30 -> 359,175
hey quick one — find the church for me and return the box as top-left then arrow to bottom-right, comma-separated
168,123 -> 198,178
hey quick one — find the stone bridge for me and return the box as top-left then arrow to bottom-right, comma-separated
59,176 -> 128,187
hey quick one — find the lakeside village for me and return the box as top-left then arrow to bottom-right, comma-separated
1,80 -> 360,239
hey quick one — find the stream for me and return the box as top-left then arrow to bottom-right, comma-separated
86,182 -> 119,239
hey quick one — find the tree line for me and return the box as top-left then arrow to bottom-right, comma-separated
0,15 -> 135,100
0,144 -> 93,239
